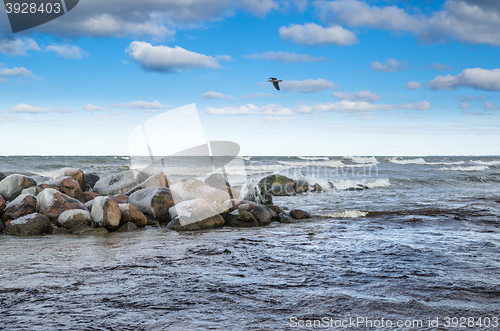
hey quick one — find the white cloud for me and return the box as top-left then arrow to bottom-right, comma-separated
112,100 -> 170,110
405,81 -> 422,90
206,103 -> 292,115
46,44 -> 89,59
279,23 -> 358,46
83,104 -> 102,110
428,68 -> 500,91
9,104 -> 51,114
244,51 -> 328,63
457,94 -> 486,102
126,41 -> 221,73
427,63 -> 455,71
238,0 -> 279,16
369,58 -> 407,72
0,67 -> 36,78
215,54 -> 233,62
399,101 -> 432,110
483,101 -> 499,110
202,91 -> 234,100
0,37 -> 41,56
295,100 -> 394,114
280,78 -> 335,93
459,102 -> 471,109
333,89 -> 381,102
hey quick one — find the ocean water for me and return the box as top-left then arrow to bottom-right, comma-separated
0,155 -> 499,330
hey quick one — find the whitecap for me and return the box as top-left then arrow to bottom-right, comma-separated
315,211 -> 368,218
438,166 -> 488,171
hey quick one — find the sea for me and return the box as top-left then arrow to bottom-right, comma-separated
0,155 -> 499,330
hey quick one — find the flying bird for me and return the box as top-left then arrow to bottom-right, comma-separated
268,77 -> 282,90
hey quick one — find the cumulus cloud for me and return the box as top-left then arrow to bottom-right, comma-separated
126,41 -> 221,73
295,100 -> 393,114
280,78 -> 335,93
457,94 -> 486,102
244,51 -> 328,63
399,101 -> 432,110
369,58 -> 407,72
332,89 -> 381,102
405,81 -> 422,90
0,67 -> 36,78
279,23 -> 358,46
238,0 -> 279,16
9,104 -> 51,114
0,37 -> 40,56
83,104 -> 102,110
202,91 -> 234,100
483,101 -> 499,110
206,103 -> 292,115
428,68 -> 500,91
111,100 -> 170,110
46,44 -> 89,59
459,102 -> 471,109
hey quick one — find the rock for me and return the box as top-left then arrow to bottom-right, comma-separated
4,213 -> 51,236
40,177 -> 85,202
85,200 -> 94,212
311,183 -> 323,192
31,175 -> 50,184
346,184 -> 369,191
240,180 -> 273,205
276,212 -> 294,223
328,181 -> 335,189
91,196 -> 121,229
21,186 -> 44,196
37,188 -> 87,221
0,195 -> 6,216
83,191 -> 100,202
52,168 -> 85,191
92,170 -> 149,196
146,217 -> 160,227
117,222 -> 138,232
52,227 -> 69,235
167,199 -> 225,231
294,179 -> 309,193
170,179 -> 230,212
125,172 -> 170,195
260,174 -> 295,191
223,209 -> 258,227
69,226 -> 108,235
289,209 -> 312,220
109,194 -> 129,204
268,205 -> 283,214
0,174 -> 37,201
0,173 -> 5,182
1,194 -> 37,222
118,204 -> 147,227
129,187 -> 181,223
58,209 -> 92,229
83,172 -> 100,191
268,184 -> 296,196
224,199 -> 277,226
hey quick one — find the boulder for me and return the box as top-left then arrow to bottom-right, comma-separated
0,219 -> 3,232
83,172 -> 100,191
85,200 -> 94,212
289,209 -> 312,220
276,212 -> 294,223
224,199 -> 277,226
129,187 -> 181,223
170,179 -> 230,212
0,195 -> 6,216
31,175 -> 50,184
311,183 -> 323,192
0,174 -> 36,201
92,170 -> 149,196
268,184 -> 296,196
52,227 -> 69,235
83,191 -> 100,202
259,174 -> 295,191
37,188 -> 87,221
223,209 -> 258,227
328,181 -> 335,189
240,180 -> 272,205
346,184 -> 369,191
118,204 -> 147,227
40,177 -> 84,202
51,167 -> 85,191
0,173 -> 5,182
1,194 -> 37,222
109,194 -> 129,204
204,173 -> 239,198
125,172 -> 170,195
167,199 -> 224,231
69,226 -> 108,235
4,213 -> 51,236
268,205 -> 283,214
117,222 -> 138,232
21,186 -> 44,196
58,209 -> 92,229
294,179 -> 309,193
91,196 -> 121,229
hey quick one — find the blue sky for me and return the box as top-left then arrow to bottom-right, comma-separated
0,0 -> 499,156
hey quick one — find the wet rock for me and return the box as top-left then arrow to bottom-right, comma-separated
224,199 -> 277,226
58,209 -> 92,229
268,184 -> 296,196
289,209 -> 312,220
346,184 -> 369,191
1,194 -> 37,222
109,194 -> 129,204
0,174 -> 37,201
0,173 -> 5,182
276,212 -> 294,223
21,186 -> 44,196
37,188 -> 87,221
84,200 -> 94,212
170,179 -> 229,212
52,168 -> 85,191
117,222 -> 138,232
83,172 -> 100,191
51,226 -> 69,235
260,174 -> 295,191
69,226 -> 108,235
294,179 -> 309,193
167,199 -> 225,231
83,191 -> 100,202
40,176 -> 85,202
204,173 -> 229,190
328,181 -> 335,189
91,196 -> 121,229
129,187 -> 181,223
240,180 -> 273,205
31,175 -> 50,185
223,209 -> 258,227
0,219 -> 3,232
268,205 -> 283,214
92,170 -> 149,196
0,195 -> 6,216
4,213 -> 51,236
119,203 -> 147,227
125,172 -> 171,196
311,183 -> 323,192
146,217 -> 160,227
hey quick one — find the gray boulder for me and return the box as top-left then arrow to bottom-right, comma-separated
170,179 -> 230,213
0,195 -> 6,216
289,209 -> 312,219
4,213 -> 51,236
1,194 -> 37,222
129,187 -> 181,223
240,180 -> 272,205
58,209 -> 92,229
92,170 -> 149,196
268,184 -> 296,196
91,196 -> 121,229
40,176 -> 85,202
37,188 -> 87,221
83,172 -> 100,191
167,199 -> 225,231
51,167 -> 85,191
30,175 -> 50,185
118,203 -> 147,227
0,174 -> 36,201
223,209 -> 258,227
21,186 -> 44,196
294,179 -> 309,193
224,199 -> 277,226
125,172 -> 170,196
0,173 -> 5,182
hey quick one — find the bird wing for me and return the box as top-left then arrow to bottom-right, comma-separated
273,81 -> 280,90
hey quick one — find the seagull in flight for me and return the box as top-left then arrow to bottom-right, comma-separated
268,77 -> 282,90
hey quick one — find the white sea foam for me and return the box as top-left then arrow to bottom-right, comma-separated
438,166 -> 488,171
388,157 -> 465,165
316,211 -> 368,218
471,160 -> 500,166
345,156 -> 379,164
329,178 -> 391,190
297,156 -> 330,161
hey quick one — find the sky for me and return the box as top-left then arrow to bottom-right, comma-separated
0,0 -> 499,156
